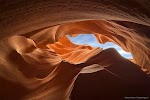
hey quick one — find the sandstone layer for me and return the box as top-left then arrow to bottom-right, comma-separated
0,0 -> 150,100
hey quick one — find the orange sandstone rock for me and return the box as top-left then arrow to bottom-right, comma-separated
0,0 -> 150,100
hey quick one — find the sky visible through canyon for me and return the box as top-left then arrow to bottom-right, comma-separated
67,34 -> 132,59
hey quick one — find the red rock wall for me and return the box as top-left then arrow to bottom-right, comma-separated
0,0 -> 150,100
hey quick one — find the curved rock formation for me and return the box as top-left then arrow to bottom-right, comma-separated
0,0 -> 150,100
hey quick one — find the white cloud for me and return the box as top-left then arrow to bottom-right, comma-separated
117,50 -> 130,55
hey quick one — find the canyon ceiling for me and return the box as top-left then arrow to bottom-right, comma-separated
0,0 -> 150,100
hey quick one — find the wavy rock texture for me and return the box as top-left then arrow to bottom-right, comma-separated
0,0 -> 150,100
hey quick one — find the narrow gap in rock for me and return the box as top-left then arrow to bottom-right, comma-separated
67,34 -> 133,59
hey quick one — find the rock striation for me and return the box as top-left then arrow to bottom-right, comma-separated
0,0 -> 150,100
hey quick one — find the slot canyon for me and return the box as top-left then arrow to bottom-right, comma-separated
0,0 -> 150,100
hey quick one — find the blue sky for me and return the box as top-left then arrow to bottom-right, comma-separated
67,34 -> 132,59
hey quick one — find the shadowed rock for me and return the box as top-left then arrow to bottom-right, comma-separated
0,0 -> 150,100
